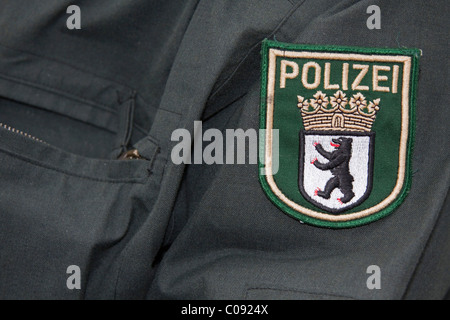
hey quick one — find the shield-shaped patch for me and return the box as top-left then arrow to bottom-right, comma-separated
259,40 -> 420,228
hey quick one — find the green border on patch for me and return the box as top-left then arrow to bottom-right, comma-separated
259,39 -> 420,228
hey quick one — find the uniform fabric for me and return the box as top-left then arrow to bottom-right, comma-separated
0,0 -> 448,299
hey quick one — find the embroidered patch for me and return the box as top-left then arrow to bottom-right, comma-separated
259,40 -> 420,228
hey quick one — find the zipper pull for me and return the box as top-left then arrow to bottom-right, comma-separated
118,149 -> 142,160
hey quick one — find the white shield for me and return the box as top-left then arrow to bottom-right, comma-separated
299,131 -> 375,214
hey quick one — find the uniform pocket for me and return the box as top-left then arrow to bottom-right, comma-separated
0,51 -> 159,299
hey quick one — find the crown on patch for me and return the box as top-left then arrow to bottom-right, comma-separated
297,90 -> 380,132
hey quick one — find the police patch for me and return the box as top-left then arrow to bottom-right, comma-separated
259,40 -> 420,228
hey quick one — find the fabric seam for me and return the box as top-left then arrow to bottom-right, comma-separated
208,0 -> 307,100
0,146 -> 148,184
245,286 -> 356,300
0,43 -> 182,116
401,187 -> 450,299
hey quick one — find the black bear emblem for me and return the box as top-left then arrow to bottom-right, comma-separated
312,137 -> 355,204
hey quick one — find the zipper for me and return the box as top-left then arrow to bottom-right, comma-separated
0,122 -> 142,160
0,122 -> 48,145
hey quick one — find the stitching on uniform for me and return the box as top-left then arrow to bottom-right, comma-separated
0,146 -> 147,184
0,71 -> 170,137
0,41 -> 182,117
144,143 -> 161,176
202,92 -> 248,121
0,72 -> 116,114
401,187 -> 450,299
0,41 -> 135,92
209,0 -> 307,100
244,287 -> 356,300
134,123 -> 148,136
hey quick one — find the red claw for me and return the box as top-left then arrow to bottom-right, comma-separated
314,187 -> 320,196
311,157 -> 318,164
313,142 -> 319,146
337,198 -> 343,204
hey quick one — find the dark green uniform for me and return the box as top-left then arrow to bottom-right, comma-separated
0,0 -> 448,299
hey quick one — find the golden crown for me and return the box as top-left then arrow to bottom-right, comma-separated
298,90 -> 380,132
